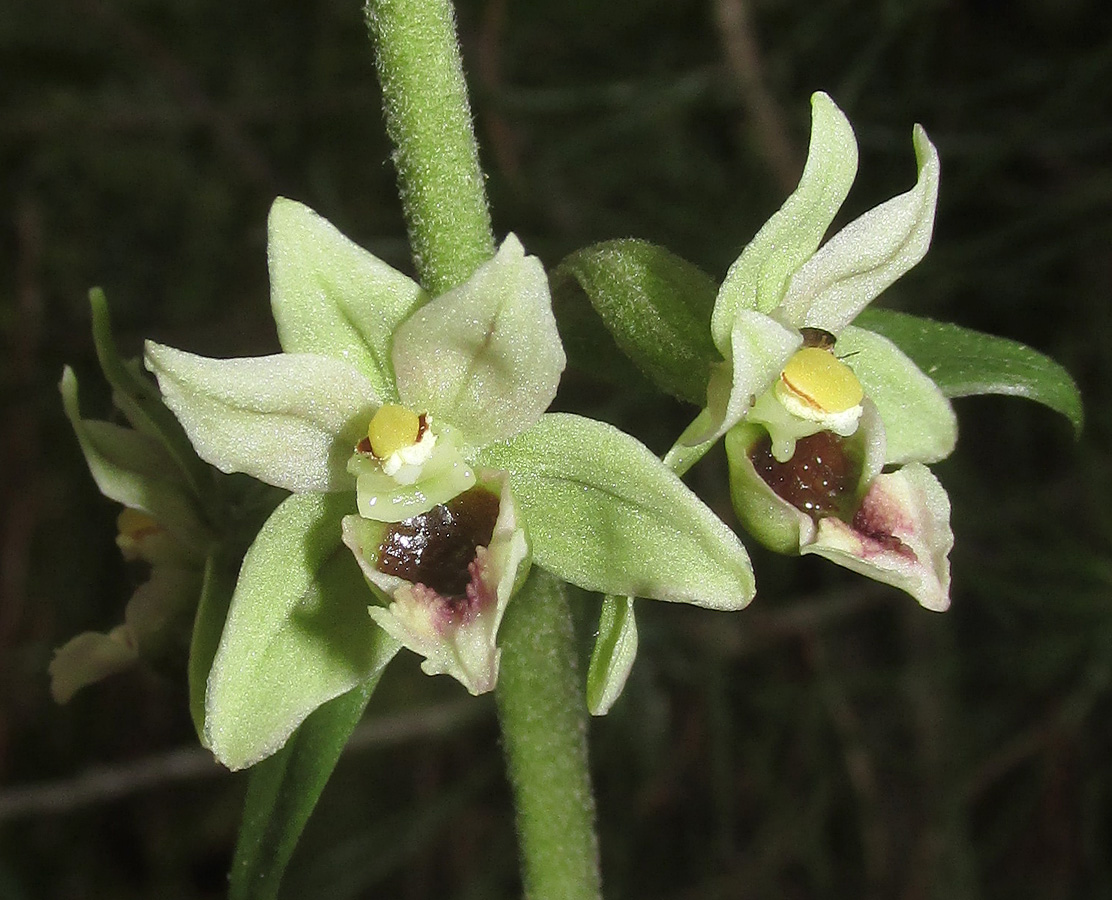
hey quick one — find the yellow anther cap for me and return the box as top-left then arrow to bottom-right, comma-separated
368,404 -> 421,459
780,347 -> 864,414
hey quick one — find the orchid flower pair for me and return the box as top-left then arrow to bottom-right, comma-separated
144,199 -> 754,768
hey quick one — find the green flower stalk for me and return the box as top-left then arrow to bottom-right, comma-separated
146,198 -> 756,769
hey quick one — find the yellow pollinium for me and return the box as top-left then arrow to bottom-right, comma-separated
780,347 -> 864,414
368,404 -> 421,459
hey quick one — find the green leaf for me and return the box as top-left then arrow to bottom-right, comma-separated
189,550 -> 239,741
477,413 -> 754,610
838,325 -> 957,465
552,239 -> 719,404
145,343 -> 380,493
550,263 -> 656,394
586,596 -> 638,716
712,91 -> 858,344
392,234 -> 565,447
267,197 -> 426,401
60,367 -> 211,549
88,289 -> 215,499
779,126 -> 940,334
204,492 -> 399,770
852,308 -> 1084,436
228,675 -> 384,900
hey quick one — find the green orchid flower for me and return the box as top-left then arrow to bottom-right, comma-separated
147,198 -> 756,769
675,91 -> 956,611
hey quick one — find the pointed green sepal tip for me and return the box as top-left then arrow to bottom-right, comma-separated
586,595 -> 638,716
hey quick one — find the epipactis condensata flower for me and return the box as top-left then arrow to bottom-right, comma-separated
145,204 -> 559,699
676,92 -> 957,611
147,199 -> 756,768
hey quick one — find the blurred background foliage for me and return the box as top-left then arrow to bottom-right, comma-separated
1,0 -> 1110,897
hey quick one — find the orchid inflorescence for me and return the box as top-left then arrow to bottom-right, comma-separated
55,92 -> 1080,775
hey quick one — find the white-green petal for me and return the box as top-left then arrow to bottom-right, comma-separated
663,408 -> 717,475
700,310 -> 801,443
49,628 -> 138,704
838,326 -> 957,465
478,413 -> 755,610
267,197 -> 426,400
145,343 -> 379,493
392,234 -> 566,448
711,91 -> 857,349
780,126 -> 941,334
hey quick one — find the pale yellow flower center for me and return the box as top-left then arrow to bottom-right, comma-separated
368,404 -> 421,459
779,347 -> 863,415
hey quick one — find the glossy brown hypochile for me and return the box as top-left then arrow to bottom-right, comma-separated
749,430 -> 861,522
377,486 -> 500,597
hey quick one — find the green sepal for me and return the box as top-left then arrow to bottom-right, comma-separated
838,325 -> 957,465
204,491 -> 399,770
89,289 -> 214,499
712,91 -> 857,343
145,343 -> 380,494
267,197 -> 426,402
189,550 -> 239,741
60,366 -> 212,550
779,125 -> 940,334
477,413 -> 755,610
852,308 -> 1084,436
551,240 -> 719,404
228,674 -> 385,900
586,595 -> 638,716
392,234 -> 565,448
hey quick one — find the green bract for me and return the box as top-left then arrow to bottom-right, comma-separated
146,198 -> 756,768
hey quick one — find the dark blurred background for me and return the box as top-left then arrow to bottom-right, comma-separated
2,0 -> 1110,897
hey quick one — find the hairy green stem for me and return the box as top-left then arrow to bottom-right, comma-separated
496,570 -> 603,900
362,5 -> 599,895
363,0 -> 494,295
